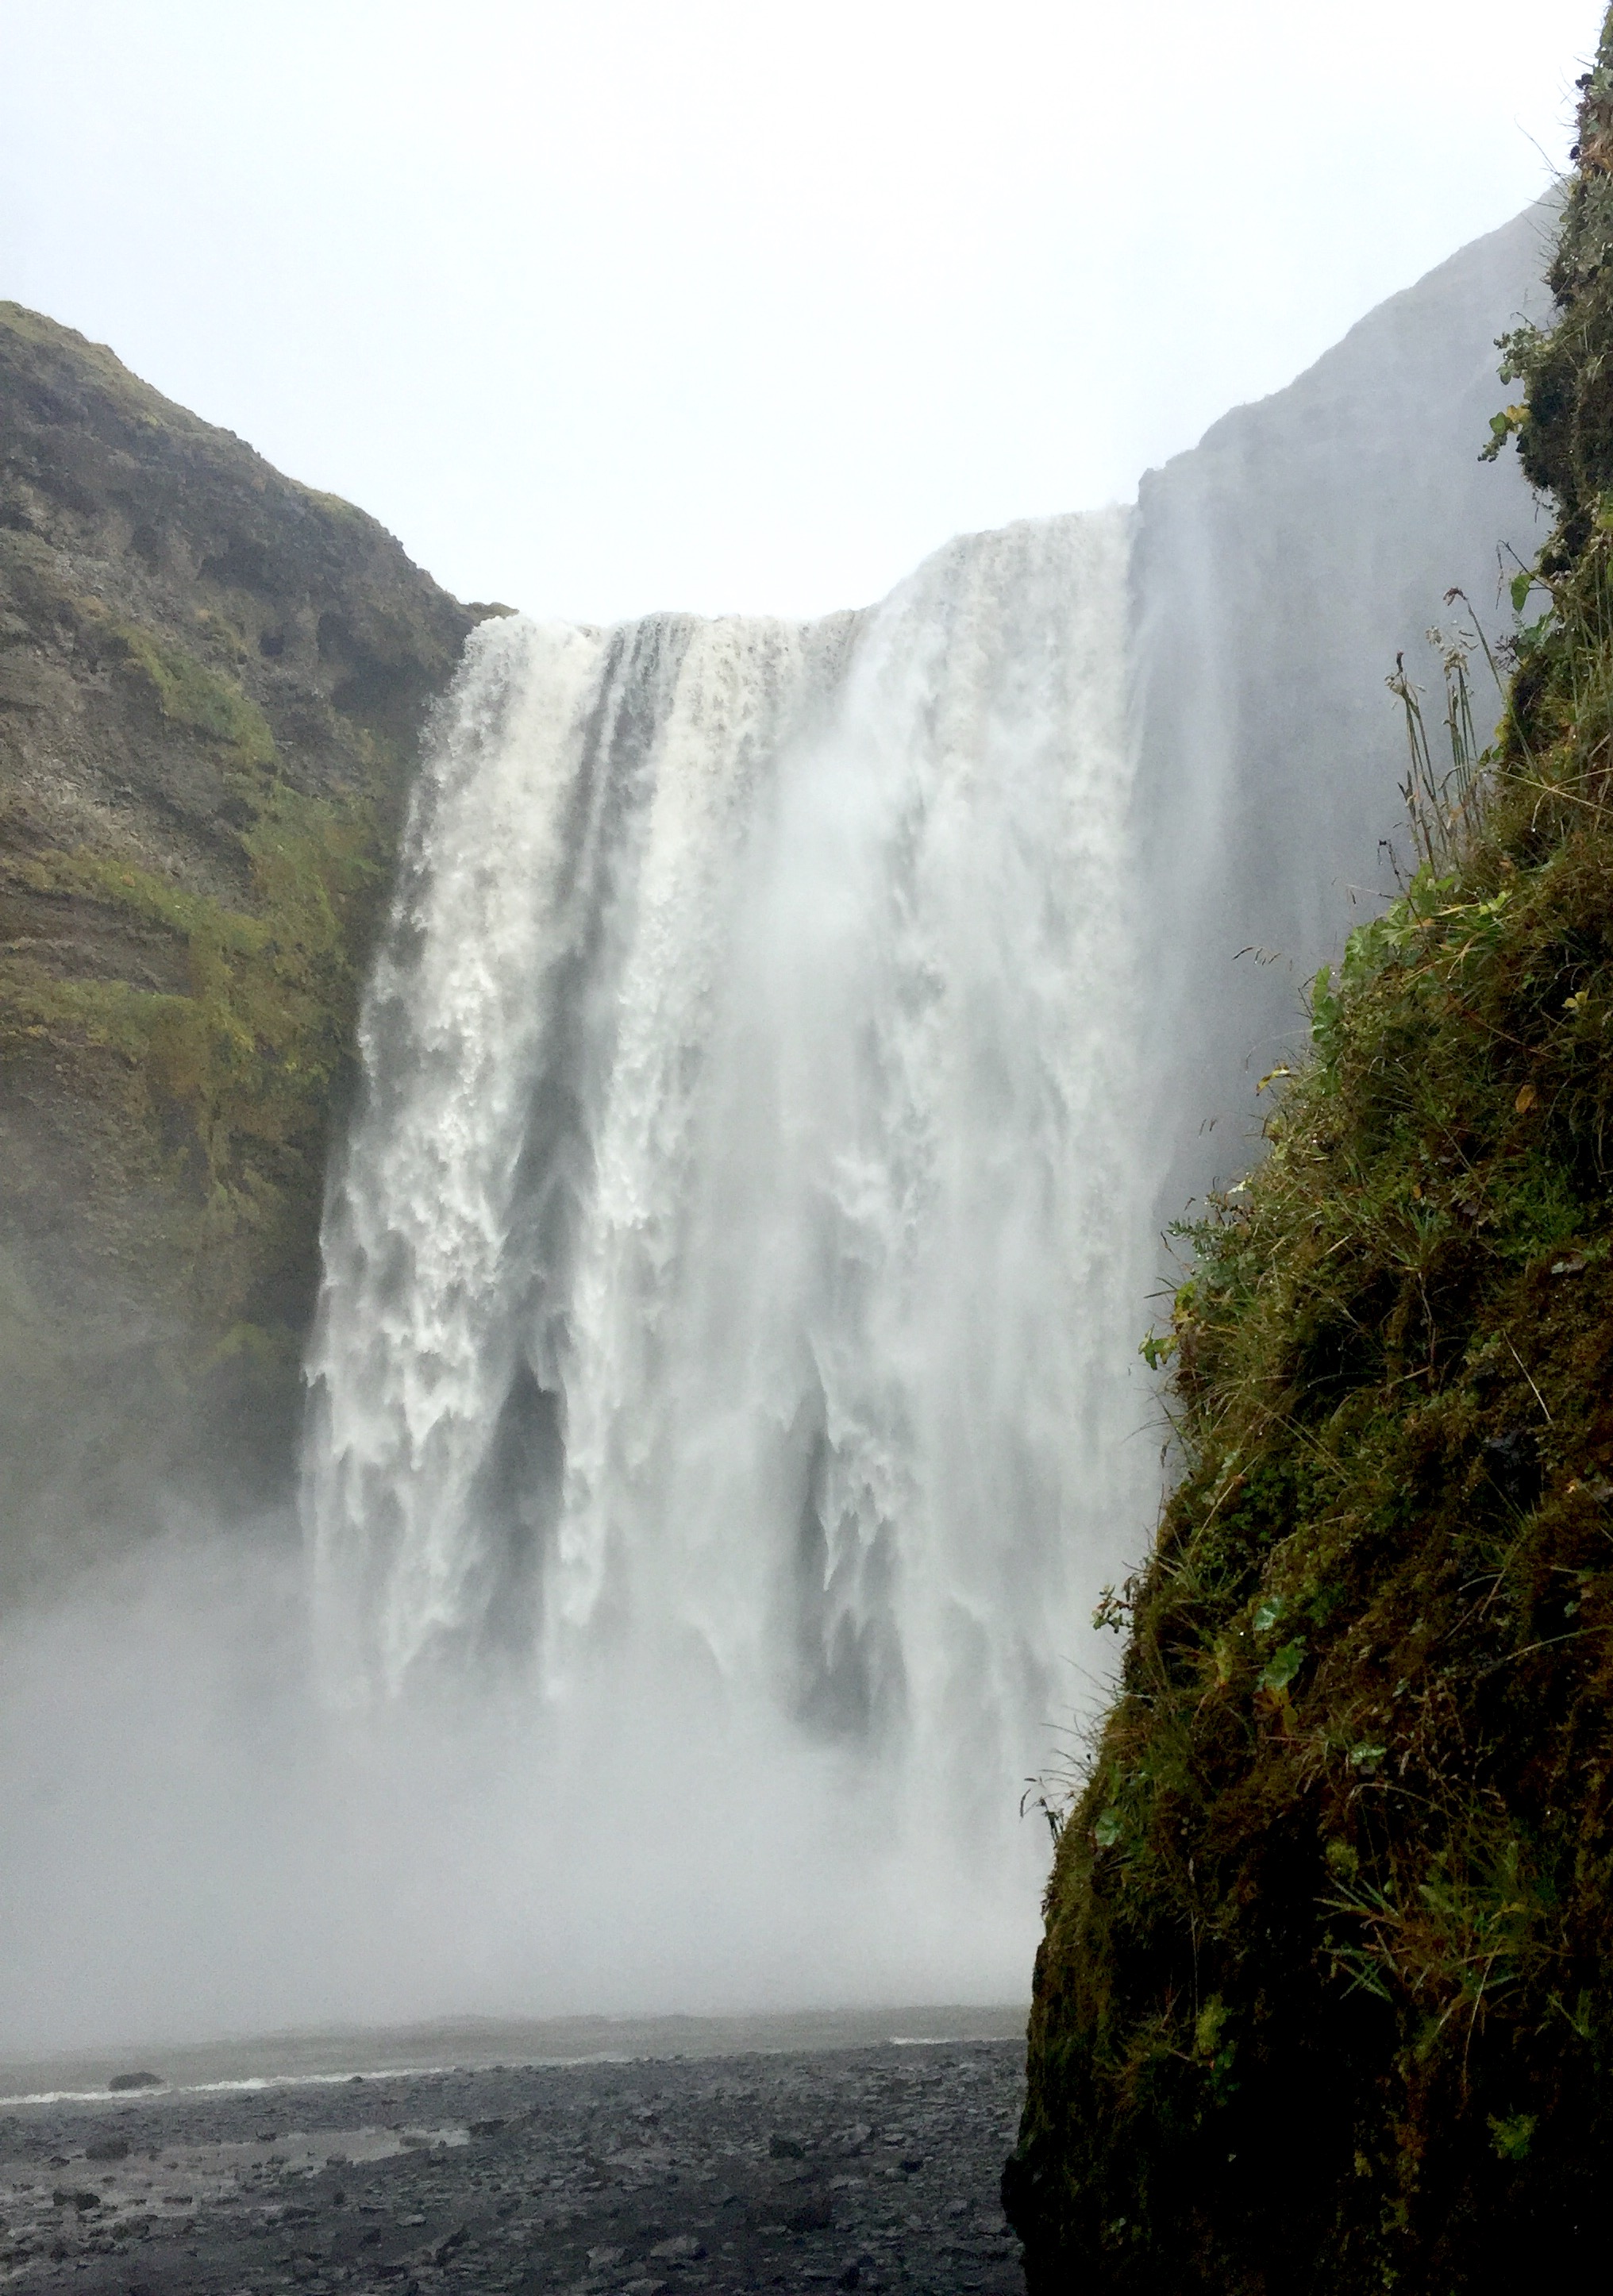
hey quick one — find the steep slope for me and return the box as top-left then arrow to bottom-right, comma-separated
1007,24 -> 1613,2294
0,306 -> 495,1577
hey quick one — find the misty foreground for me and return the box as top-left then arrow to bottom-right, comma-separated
0,2039 -> 1022,2296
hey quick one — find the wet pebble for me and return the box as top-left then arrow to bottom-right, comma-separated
0,2039 -> 1025,2294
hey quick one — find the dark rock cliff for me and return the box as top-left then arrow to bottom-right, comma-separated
0,303 -> 496,1581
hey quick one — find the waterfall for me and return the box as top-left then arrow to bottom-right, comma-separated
285,210 -> 1552,2025
305,510 -> 1149,1926
0,214 -> 1559,2055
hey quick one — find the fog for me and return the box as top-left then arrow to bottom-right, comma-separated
0,1520 -> 1058,2059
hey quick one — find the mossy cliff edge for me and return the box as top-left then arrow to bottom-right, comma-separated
1007,21 -> 1613,2290
0,305 -> 499,1578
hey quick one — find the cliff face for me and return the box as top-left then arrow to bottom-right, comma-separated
1007,21 -> 1613,2293
1131,203 -> 1546,1239
0,304 -> 493,1581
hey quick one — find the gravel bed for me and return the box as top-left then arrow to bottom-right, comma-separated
0,2039 -> 1026,2294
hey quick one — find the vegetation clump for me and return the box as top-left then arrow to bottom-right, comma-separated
1007,16 -> 1613,2288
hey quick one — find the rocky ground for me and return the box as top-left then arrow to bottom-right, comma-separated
0,2040 -> 1026,2296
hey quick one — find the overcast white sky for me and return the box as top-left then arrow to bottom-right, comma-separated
0,0 -> 1600,620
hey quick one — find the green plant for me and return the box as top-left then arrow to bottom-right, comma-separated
1387,607 -> 1496,873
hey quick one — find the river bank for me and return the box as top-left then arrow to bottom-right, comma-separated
0,2029 -> 1026,2296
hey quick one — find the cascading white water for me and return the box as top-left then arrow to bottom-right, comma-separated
305,507 -> 1151,1917
0,215 -> 1555,2055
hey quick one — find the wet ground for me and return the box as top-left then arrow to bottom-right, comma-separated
0,2037 -> 1026,2295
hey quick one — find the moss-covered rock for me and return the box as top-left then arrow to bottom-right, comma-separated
1007,14 -> 1613,2288
0,302 -> 500,1579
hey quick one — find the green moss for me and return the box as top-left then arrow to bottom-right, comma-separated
1012,786 -> 1613,2295
0,768 -> 383,1334
106,622 -> 276,768
1010,15 -> 1613,2289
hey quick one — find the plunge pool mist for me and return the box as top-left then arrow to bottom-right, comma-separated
0,513 -> 1154,2058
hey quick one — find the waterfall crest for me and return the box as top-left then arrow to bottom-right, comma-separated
306,508 -> 1148,1859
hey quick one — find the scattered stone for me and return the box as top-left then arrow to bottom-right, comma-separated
0,2039 -> 1025,2294
786,2187 -> 834,2232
